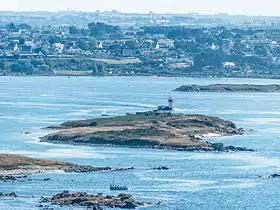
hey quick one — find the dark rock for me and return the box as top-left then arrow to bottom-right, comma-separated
43,178 -> 51,181
153,166 -> 169,170
42,191 -> 148,209
36,204 -> 44,207
224,145 -> 254,152
64,165 -> 111,173
113,167 -> 135,171
0,175 -> 16,181
268,173 -> 280,178
211,143 -> 224,151
0,192 -> 17,197
124,201 -> 138,208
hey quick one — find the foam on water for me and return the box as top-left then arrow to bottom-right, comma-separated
242,118 -> 280,125
139,177 -> 217,185
37,148 -> 113,159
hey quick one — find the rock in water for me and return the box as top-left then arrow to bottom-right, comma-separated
268,173 -> 280,178
153,166 -> 169,170
41,191 -> 151,209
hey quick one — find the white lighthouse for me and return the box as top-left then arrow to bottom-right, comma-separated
168,97 -> 175,112
156,97 -> 175,114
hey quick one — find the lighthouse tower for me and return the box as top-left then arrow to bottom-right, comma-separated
168,97 -> 175,112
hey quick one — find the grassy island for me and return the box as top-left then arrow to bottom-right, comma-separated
41,111 -> 251,152
175,84 -> 280,92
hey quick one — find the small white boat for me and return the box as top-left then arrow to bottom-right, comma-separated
101,109 -> 109,117
110,175 -> 128,191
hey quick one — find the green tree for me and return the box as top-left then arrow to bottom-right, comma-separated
77,40 -> 89,51
88,37 -> 97,52
19,38 -> 26,45
69,26 -> 80,35
5,23 -> 17,32
11,61 -> 34,75
49,37 -> 60,45
92,61 -> 98,74
18,23 -> 32,30
254,44 -> 270,57
97,63 -> 105,74
0,60 -> 5,70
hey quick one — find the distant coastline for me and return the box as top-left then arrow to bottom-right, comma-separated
175,84 -> 280,92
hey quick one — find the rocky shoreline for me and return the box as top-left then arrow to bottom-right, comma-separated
41,191 -> 152,209
0,154 -> 138,182
174,84 -> 280,92
41,111 -> 252,152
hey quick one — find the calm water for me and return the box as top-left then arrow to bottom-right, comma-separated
1,76 -> 280,209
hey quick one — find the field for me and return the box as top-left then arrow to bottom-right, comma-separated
53,70 -> 92,76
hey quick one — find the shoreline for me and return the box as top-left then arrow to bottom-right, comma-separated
2,74 -> 280,80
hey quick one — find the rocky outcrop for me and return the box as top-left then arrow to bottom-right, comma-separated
174,84 -> 280,92
268,173 -> 280,178
64,165 -> 111,173
153,166 -> 169,170
41,112 -> 252,152
0,154 -> 134,178
41,191 -> 151,209
0,192 -> 17,197
0,174 -> 28,182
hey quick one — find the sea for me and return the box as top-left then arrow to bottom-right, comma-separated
1,76 -> 280,209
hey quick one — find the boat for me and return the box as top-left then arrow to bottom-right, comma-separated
109,184 -> 128,191
109,175 -> 128,191
101,109 -> 109,117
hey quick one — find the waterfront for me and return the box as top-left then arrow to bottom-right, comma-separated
1,76 -> 280,209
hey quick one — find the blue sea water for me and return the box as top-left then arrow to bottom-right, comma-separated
1,76 -> 280,209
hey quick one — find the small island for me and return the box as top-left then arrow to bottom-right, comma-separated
0,154 -> 118,181
174,84 -> 280,92
41,191 -> 151,209
41,104 -> 251,152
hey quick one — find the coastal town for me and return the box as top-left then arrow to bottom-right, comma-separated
1,11 -> 280,77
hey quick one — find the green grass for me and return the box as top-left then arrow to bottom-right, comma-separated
92,58 -> 141,65
53,70 -> 92,76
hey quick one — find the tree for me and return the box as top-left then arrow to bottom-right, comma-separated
88,37 -> 97,51
0,60 -> 5,70
69,26 -> 80,35
194,54 -> 203,71
19,38 -> 26,45
92,62 -> 105,75
49,37 -> 60,45
254,44 -> 270,57
11,61 -> 34,75
77,40 -> 89,51
88,22 -> 121,37
5,23 -> 17,32
97,63 -> 105,74
18,23 -> 32,30
92,61 -> 98,74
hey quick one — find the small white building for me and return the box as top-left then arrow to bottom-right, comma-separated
54,43 -> 65,54
223,62 -> 236,68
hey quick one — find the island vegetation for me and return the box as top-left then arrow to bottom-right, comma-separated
0,154 -> 133,181
41,111 -> 251,152
175,84 -> 280,92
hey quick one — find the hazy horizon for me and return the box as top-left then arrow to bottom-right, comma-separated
1,0 -> 278,16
